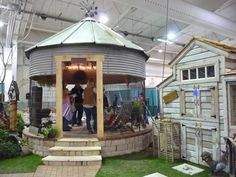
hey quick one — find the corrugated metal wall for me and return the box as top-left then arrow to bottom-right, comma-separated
29,45 -> 146,79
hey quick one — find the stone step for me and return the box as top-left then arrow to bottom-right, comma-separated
42,155 -> 102,166
49,146 -> 101,156
55,138 -> 100,147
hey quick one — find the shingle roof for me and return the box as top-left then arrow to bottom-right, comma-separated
194,36 -> 236,53
168,36 -> 236,66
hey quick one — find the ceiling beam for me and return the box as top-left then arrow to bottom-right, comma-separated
112,6 -> 137,28
112,0 -> 236,38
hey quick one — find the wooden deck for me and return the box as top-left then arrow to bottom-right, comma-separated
62,124 -> 152,140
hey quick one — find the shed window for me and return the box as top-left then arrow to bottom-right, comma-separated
182,70 -> 189,80
181,65 -> 215,81
198,67 -> 205,78
207,66 -> 215,77
190,69 -> 197,79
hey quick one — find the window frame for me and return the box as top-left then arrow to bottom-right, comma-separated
181,65 -> 216,81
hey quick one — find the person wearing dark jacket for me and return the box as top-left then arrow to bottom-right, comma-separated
70,81 -> 84,126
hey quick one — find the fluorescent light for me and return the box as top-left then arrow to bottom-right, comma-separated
149,58 -> 162,61
99,13 -> 109,24
0,21 -> 4,27
167,32 -> 176,40
158,49 -> 163,53
157,38 -> 173,44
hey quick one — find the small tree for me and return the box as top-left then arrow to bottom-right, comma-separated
0,42 -> 13,103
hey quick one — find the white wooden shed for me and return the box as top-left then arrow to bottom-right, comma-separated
158,36 -> 236,164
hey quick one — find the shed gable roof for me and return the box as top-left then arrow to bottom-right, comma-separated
169,36 -> 236,67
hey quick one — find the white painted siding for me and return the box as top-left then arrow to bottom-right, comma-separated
159,43 -> 228,164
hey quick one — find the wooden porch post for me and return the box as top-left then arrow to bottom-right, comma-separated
55,56 -> 63,138
55,54 -> 104,139
96,56 -> 104,139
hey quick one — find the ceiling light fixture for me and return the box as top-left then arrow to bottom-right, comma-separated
157,38 -> 173,44
99,13 -> 109,24
0,21 -> 4,27
158,49 -> 163,53
167,32 -> 176,40
148,58 -> 163,62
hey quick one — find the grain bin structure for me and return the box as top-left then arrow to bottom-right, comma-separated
25,17 -> 149,139
25,17 -> 148,85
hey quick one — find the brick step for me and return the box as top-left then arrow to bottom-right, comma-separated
49,146 -> 101,156
55,138 -> 100,147
42,155 -> 102,166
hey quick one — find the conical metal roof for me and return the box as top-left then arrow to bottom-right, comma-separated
25,17 -> 147,57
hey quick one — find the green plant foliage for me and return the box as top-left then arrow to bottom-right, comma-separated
41,108 -> 51,117
132,101 -> 144,116
0,142 -> 21,159
16,112 -> 25,136
0,127 -> 10,143
42,126 -> 58,138
0,154 -> 42,174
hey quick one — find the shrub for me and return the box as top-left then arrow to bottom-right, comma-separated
0,128 -> 10,143
42,126 -> 58,139
16,112 -> 25,137
40,108 -> 51,118
0,142 -> 21,159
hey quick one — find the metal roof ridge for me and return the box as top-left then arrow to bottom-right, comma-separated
62,20 -> 86,43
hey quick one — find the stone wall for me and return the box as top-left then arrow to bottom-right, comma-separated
23,128 -> 152,157
23,129 -> 56,157
100,129 -> 152,157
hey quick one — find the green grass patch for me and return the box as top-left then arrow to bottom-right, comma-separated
0,154 -> 42,174
96,150 -> 228,177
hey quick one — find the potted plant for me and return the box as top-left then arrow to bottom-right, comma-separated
42,126 -> 58,139
132,100 -> 144,118
16,112 -> 25,137
131,100 -> 147,129
40,108 -> 51,118
233,132 -> 236,142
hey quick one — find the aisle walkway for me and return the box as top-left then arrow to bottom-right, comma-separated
0,165 -> 100,177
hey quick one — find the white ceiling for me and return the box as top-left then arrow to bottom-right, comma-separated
1,0 -> 236,82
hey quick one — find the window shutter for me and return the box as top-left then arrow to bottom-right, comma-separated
180,89 -> 186,115
210,87 -> 216,118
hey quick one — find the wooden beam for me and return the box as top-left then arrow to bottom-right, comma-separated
55,56 -> 63,138
179,89 -> 186,115
56,55 -> 104,62
96,59 -> 104,139
54,54 -> 104,139
9,100 -> 17,131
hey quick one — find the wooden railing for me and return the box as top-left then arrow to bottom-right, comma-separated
225,137 -> 236,177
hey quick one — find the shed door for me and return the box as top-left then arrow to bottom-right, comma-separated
182,125 -> 217,164
228,84 -> 236,129
180,86 -> 219,164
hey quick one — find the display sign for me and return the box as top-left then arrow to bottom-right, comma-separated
163,90 -> 178,104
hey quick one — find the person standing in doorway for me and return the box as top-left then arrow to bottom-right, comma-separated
70,81 -> 84,126
83,79 -> 97,134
